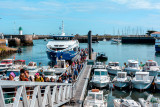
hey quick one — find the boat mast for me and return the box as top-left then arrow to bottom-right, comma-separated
61,20 -> 65,36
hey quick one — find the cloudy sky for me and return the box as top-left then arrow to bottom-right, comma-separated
0,0 -> 160,35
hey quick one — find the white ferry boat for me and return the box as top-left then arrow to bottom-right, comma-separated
106,62 -> 121,75
46,21 -> 79,62
83,89 -> 107,107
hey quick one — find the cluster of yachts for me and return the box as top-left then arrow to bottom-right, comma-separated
0,59 -> 68,80
84,60 -> 160,107
91,60 -> 160,90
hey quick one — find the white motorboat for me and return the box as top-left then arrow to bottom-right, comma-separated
54,60 -> 68,75
143,60 -> 160,77
92,62 -> 106,69
0,59 -> 14,74
83,89 -> 107,107
27,62 -> 37,70
154,71 -> 160,90
131,72 -> 154,90
114,99 -> 141,107
123,60 -> 142,75
139,94 -> 160,107
112,72 -> 131,88
111,38 -> 121,44
91,69 -> 110,88
106,62 -> 121,75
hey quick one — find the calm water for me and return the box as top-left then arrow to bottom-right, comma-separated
4,39 -> 160,107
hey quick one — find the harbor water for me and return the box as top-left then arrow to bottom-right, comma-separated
3,39 -> 160,107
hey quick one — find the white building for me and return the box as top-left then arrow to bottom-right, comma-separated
151,32 -> 160,37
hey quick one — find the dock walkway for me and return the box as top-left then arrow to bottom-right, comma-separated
72,52 -> 96,107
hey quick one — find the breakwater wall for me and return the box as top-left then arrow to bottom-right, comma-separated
122,37 -> 155,44
4,35 -> 33,46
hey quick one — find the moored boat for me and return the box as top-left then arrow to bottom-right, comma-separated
0,59 -> 14,74
139,94 -> 160,107
96,52 -> 108,61
112,72 -> 131,88
154,71 -> 160,90
92,62 -> 106,70
123,60 -> 142,76
27,62 -> 37,70
131,72 -> 154,90
106,62 -> 121,75
143,60 -> 160,77
91,69 -> 110,88
113,99 -> 141,107
83,89 -> 107,107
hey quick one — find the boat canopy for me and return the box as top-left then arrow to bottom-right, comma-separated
135,72 -> 149,81
146,60 -> 158,66
88,90 -> 103,101
14,60 -> 25,65
94,69 -> 108,76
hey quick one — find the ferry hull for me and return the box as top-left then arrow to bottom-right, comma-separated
114,81 -> 129,88
46,50 -> 77,61
155,45 -> 160,52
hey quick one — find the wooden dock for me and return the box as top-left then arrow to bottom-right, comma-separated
72,52 -> 96,107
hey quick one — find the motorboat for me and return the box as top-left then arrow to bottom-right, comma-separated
143,60 -> 160,77
131,72 -> 154,90
123,60 -> 142,76
96,52 -> 108,61
91,69 -> 110,88
46,21 -> 79,62
139,94 -> 160,107
0,59 -> 14,74
154,71 -> 160,90
155,39 -> 160,52
83,89 -> 107,107
27,62 -> 37,70
112,72 -> 131,88
54,60 -> 68,75
106,62 -> 121,75
92,62 -> 106,69
113,99 -> 141,107
111,38 -> 121,44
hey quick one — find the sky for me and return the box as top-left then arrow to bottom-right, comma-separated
0,0 -> 160,35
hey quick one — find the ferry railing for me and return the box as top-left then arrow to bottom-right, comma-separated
0,80 -> 72,107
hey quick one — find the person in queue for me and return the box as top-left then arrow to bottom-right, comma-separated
34,73 -> 44,82
24,70 -> 34,81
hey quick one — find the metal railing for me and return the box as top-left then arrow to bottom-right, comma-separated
0,80 -> 72,107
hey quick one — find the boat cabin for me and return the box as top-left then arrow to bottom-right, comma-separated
1,59 -> 13,64
109,62 -> 119,67
87,89 -> 103,101
146,60 -> 158,67
14,60 -> 25,65
127,60 -> 139,68
135,72 -> 149,81
28,62 -> 37,67
94,69 -> 108,76
55,60 -> 66,68
117,72 -> 127,78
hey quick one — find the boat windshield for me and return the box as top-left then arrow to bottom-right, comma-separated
129,63 -> 138,67
118,73 -> 125,78
136,74 -> 148,81
0,65 -> 6,67
44,72 -> 54,76
101,71 -> 107,76
88,94 -> 95,100
96,94 -> 102,100
53,37 -> 73,40
95,71 -> 100,76
147,62 -> 157,66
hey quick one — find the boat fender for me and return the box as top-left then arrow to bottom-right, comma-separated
152,82 -> 155,85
